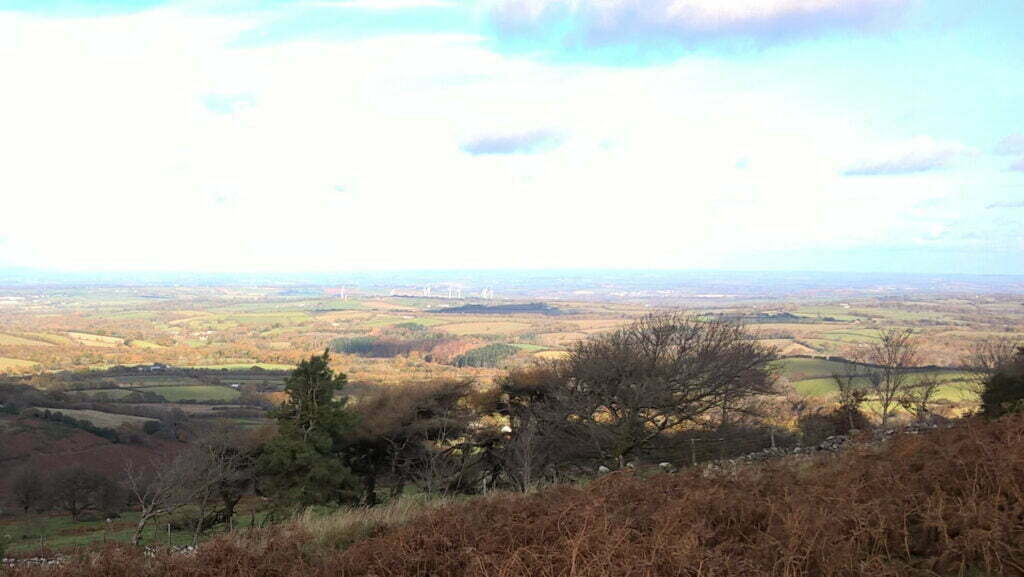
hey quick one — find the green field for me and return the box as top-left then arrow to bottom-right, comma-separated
108,375 -> 203,386
74,385 -> 242,402
790,370 -> 975,400
361,316 -> 449,328
186,363 -> 295,371
0,506 -> 271,554
775,357 -> 855,380
511,343 -> 548,352
144,385 -> 242,402
39,408 -> 157,428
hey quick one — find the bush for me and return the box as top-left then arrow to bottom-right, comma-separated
982,369 -> 1024,418
9,415 -> 1024,577
798,406 -> 871,445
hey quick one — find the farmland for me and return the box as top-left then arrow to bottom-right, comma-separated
142,385 -> 241,402
0,285 -> 1019,390
30,408 -> 157,429
0,357 -> 39,372
0,281 -> 1020,559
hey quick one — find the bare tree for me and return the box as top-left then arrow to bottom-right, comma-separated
863,329 -> 919,427
124,460 -> 190,546
831,365 -> 868,432
49,466 -> 123,521
180,430 -> 257,545
9,467 -> 47,514
899,375 -> 943,423
509,314 -> 777,468
964,337 -> 1022,397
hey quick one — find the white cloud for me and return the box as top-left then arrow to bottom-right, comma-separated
843,137 -> 972,176
995,134 -> 1024,156
461,130 -> 560,154
0,6 -> 982,273
301,0 -> 456,9
487,0 -> 910,43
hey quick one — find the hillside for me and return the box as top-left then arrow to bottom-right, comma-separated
11,415 -> 1024,576
0,413 -> 179,496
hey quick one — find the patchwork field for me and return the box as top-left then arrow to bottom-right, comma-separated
0,286 -> 1019,397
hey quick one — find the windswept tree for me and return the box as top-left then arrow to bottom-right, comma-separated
343,379 -> 477,505
863,328 -> 919,427
504,314 -> 777,468
499,361 -> 573,487
258,350 -> 358,507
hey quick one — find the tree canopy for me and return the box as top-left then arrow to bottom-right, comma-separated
258,350 -> 358,507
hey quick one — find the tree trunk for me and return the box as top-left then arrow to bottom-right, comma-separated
192,493 -> 210,547
131,512 -> 151,546
363,472 -> 378,506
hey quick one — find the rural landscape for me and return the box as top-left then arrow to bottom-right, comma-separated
3,0 -> 1024,574
1,273 -> 1023,575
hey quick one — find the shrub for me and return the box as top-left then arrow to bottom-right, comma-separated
981,347 -> 1024,418
9,416 -> 1024,577
982,370 -> 1024,418
798,406 -> 872,445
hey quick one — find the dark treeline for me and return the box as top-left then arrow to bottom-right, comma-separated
332,335 -> 450,358
436,302 -> 565,315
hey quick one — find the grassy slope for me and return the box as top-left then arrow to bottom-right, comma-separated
10,415 -> 1024,576
142,385 -> 241,402
33,408 -> 156,428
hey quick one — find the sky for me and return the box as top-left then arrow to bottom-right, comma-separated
0,0 -> 1022,275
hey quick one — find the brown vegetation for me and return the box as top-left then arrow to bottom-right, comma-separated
10,414 -> 1024,576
